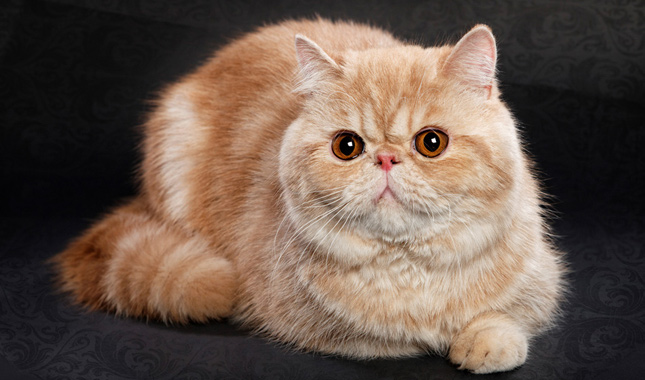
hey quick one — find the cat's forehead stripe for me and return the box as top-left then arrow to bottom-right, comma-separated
359,101 -> 379,141
348,56 -> 438,143
347,107 -> 362,136
387,103 -> 411,143
359,95 -> 422,143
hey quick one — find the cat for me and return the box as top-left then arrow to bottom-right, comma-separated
52,18 -> 565,374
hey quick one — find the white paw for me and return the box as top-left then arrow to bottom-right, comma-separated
449,317 -> 528,374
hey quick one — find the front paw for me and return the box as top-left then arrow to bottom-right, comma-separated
449,313 -> 528,374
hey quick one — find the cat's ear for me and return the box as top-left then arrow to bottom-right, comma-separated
441,25 -> 497,98
294,34 -> 341,95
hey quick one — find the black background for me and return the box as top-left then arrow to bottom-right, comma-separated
1,0 -> 643,379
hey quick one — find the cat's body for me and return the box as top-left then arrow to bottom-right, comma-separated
53,19 -> 565,374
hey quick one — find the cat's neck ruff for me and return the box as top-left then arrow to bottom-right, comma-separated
280,186 -> 517,270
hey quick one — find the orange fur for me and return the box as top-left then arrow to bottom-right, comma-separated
51,19 -> 565,374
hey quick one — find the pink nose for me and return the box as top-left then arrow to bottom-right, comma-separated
377,153 -> 398,172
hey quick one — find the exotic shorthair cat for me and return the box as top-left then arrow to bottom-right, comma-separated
53,19 -> 565,374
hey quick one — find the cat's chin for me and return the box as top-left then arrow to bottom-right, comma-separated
365,204 -> 424,242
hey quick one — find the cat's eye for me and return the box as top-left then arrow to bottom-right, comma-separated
414,129 -> 449,158
331,132 -> 364,160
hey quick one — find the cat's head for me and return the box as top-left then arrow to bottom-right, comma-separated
279,25 -> 525,261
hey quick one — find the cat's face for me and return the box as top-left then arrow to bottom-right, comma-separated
279,26 -> 523,255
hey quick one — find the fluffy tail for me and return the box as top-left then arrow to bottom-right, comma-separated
51,199 -> 237,323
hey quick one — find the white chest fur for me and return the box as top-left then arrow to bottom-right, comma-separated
294,244 -> 480,347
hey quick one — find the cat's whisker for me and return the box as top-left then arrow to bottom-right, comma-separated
270,185 -> 364,285
288,188 -> 348,210
294,196 -> 356,270
329,200 -> 365,260
297,194 -> 346,210
269,197 -> 349,289
270,187 -> 349,276
322,199 -> 361,266
294,186 -> 373,272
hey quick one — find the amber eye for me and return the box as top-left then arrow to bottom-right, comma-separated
331,132 -> 364,160
414,129 -> 449,158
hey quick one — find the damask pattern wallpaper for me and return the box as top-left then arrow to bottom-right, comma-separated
1,0 -> 643,379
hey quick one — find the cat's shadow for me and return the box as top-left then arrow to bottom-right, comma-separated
58,298 -> 512,378
138,318 -> 510,379
147,318 -> 248,337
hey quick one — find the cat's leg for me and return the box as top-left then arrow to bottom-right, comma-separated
448,312 -> 528,374
52,198 -> 238,323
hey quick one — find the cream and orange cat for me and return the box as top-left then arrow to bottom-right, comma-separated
53,19 -> 565,374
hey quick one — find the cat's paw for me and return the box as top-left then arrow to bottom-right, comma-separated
449,314 -> 528,374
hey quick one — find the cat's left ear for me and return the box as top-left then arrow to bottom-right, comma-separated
441,25 -> 497,98
294,34 -> 341,95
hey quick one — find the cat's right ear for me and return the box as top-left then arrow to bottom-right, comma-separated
441,25 -> 497,98
294,35 -> 341,95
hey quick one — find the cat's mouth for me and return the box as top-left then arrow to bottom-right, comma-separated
377,186 -> 397,202
375,175 -> 399,204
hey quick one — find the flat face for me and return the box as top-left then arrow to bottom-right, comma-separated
280,44 -> 519,253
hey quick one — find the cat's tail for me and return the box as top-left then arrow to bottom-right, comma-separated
50,198 -> 238,323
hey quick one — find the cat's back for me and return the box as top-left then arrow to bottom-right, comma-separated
139,19 -> 401,238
